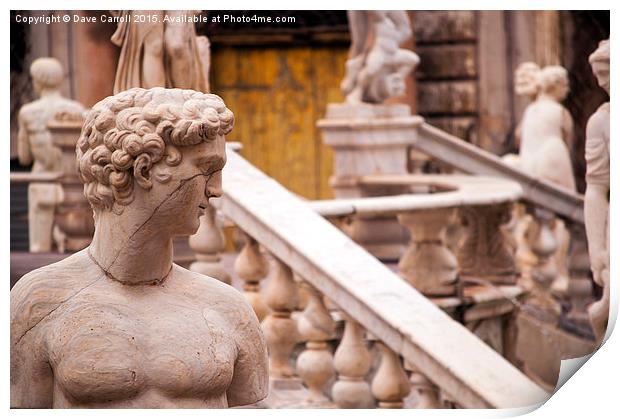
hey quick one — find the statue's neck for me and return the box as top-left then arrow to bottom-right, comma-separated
89,211 -> 174,286
39,88 -> 61,98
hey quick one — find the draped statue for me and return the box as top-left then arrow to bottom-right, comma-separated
111,10 -> 210,94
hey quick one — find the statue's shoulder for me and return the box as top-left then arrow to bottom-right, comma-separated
587,102 -> 610,135
18,100 -> 43,120
10,251 -> 100,341
50,97 -> 86,114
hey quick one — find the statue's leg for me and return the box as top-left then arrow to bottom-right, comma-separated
164,10 -> 194,88
346,49 -> 383,103
394,49 -> 419,79
141,11 -> 166,88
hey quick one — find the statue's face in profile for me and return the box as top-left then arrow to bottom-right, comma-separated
550,78 -> 570,102
592,61 -> 610,94
147,134 -> 226,236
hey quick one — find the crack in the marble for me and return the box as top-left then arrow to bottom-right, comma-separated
15,273 -> 106,345
104,170 -> 217,272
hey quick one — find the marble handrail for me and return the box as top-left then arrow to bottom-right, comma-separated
219,146 -> 548,409
416,122 -> 584,225
308,174 -> 523,218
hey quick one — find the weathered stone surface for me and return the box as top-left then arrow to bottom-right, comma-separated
413,11 -> 476,43
426,116 -> 477,144
417,45 -> 477,80
418,81 -> 477,114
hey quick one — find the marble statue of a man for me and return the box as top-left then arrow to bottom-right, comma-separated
17,57 -> 86,252
111,10 -> 209,94
584,39 -> 610,342
11,87 -> 268,408
341,10 -> 419,104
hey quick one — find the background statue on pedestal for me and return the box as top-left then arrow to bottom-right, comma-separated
11,88 -> 268,408
504,62 -> 576,296
584,39 -> 610,342
111,10 -> 210,94
17,57 -> 86,252
340,10 -> 420,104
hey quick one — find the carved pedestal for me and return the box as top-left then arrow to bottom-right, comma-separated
318,103 -> 423,259
48,117 -> 94,252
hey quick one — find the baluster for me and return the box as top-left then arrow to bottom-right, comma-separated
296,282 -> 336,404
550,218 -> 571,296
371,342 -> 410,408
189,204 -> 230,284
332,313 -> 374,408
523,207 -> 561,322
404,360 -> 441,409
397,208 -> 458,296
261,258 -> 299,378
234,231 -> 269,321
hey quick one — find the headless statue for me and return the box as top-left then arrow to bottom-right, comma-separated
341,10 -> 419,104
584,40 -> 610,342
11,88 -> 268,408
111,10 -> 210,94
17,58 -> 85,252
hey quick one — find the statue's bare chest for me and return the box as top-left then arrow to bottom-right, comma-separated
46,289 -> 237,405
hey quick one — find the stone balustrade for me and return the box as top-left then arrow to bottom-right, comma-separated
215,146 -> 548,409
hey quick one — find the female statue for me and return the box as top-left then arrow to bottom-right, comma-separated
584,40 -> 610,342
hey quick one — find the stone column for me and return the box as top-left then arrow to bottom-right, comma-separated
332,314 -> 374,408
522,207 -> 561,322
234,231 -> 269,321
296,282 -> 336,404
371,342 -> 411,408
188,204 -> 230,284
404,360 -> 442,409
262,258 -> 299,379
397,208 -> 458,296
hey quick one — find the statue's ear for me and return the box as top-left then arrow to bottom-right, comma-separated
133,155 -> 154,190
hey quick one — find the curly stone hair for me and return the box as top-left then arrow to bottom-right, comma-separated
76,87 -> 233,212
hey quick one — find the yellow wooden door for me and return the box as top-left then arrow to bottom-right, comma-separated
211,46 -> 347,199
